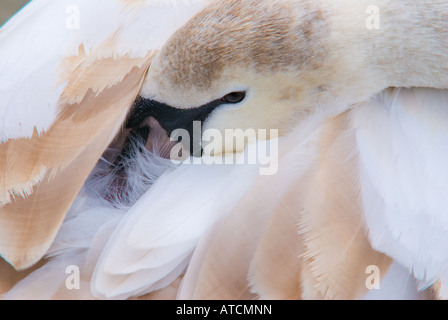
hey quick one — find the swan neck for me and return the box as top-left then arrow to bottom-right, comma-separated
322,0 -> 448,90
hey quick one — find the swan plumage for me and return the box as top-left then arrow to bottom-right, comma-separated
0,0 -> 212,270
1,0 -> 448,300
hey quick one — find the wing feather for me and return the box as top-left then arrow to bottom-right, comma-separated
90,152 -> 259,299
0,0 -> 212,270
182,111 -> 392,300
354,87 -> 448,298
179,116 -> 321,300
0,54 -> 151,269
297,112 -> 392,299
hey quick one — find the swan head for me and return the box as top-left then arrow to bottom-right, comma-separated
139,0 -> 332,156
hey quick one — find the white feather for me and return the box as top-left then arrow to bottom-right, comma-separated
3,2 -> 446,299
5,87 -> 447,299
2,193 -> 124,300
3,143 -> 265,299
90,145 -> 262,299
354,87 -> 448,296
362,262 -> 424,300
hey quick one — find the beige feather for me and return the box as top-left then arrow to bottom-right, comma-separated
183,122 -> 318,300
0,258 -> 20,295
297,112 -> 392,300
183,177 -> 293,300
247,181 -> 304,300
184,209 -> 261,300
0,256 -> 50,297
425,282 -> 444,300
0,49 -> 153,270
245,134 -> 315,300
182,110 -> 395,300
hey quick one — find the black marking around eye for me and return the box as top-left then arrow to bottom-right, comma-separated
126,96 -> 225,155
127,96 -> 223,134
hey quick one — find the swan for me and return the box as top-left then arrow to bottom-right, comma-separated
1,0 -> 447,300
138,0 -> 448,298
2,87 -> 436,300
141,0 -> 448,156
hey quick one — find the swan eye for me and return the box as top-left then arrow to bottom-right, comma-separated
221,91 -> 246,104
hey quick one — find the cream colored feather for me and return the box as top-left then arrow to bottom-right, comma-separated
296,113 -> 392,299
181,111 -> 393,300
0,53 -> 151,270
246,177 -> 304,300
0,0 -> 211,271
